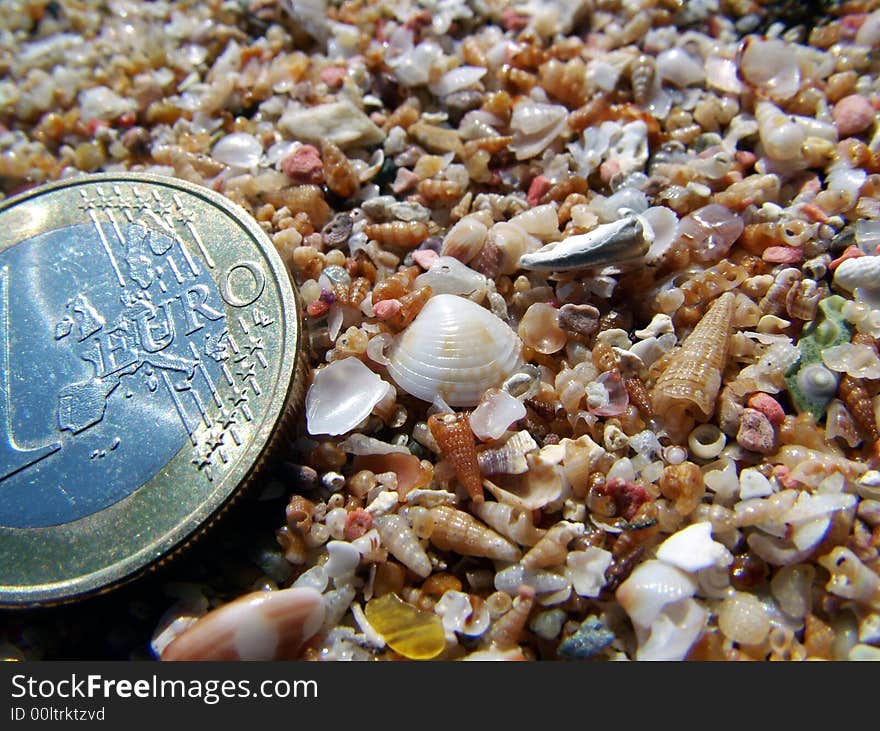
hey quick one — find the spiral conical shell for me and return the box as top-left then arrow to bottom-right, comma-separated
651,291 -> 734,426
486,587 -> 535,650
374,514 -> 433,578
386,294 -> 523,407
520,521 -> 584,569
427,505 -> 521,561
428,411 -> 484,503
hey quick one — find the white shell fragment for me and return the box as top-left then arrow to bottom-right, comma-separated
211,132 -> 263,168
636,598 -> 707,662
616,560 -> 697,631
508,100 -> 568,160
386,294 -> 523,407
470,389 -> 528,441
306,357 -> 394,435
518,216 -> 651,271
565,548 -> 612,598
279,99 -> 385,148
740,38 -> 801,100
655,522 -> 733,574
822,343 -> 880,380
739,467 -> 775,499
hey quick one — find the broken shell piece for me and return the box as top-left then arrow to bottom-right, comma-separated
822,343 -> 880,380
636,598 -> 707,662
655,522 -> 733,574
470,389 -> 528,441
617,560 -> 697,631
306,357 -> 394,436
565,548 -> 613,598
386,294 -> 523,407
818,547 -> 880,609
477,430 -> 537,476
161,587 -> 325,661
471,501 -> 546,547
521,521 -> 585,570
279,99 -> 385,148
508,100 -> 568,160
483,449 -> 567,511
435,590 -> 490,637
518,216 -> 651,271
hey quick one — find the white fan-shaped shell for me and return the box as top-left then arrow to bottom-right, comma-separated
386,294 -> 523,407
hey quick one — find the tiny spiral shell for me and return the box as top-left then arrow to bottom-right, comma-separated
285,495 -> 314,533
321,141 -> 359,198
364,221 -> 430,249
785,279 -> 823,322
470,501 -> 546,546
374,514 -> 432,578
418,178 -> 465,207
486,587 -> 535,650
651,291 -> 734,433
629,54 -> 656,105
428,412 -> 484,503
385,285 -> 433,331
539,57 -> 589,108
759,267 -> 801,316
427,505 -> 521,561
520,521 -> 584,569
838,373 -> 880,442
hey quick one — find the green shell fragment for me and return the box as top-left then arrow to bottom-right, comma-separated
784,295 -> 851,421
558,615 -> 615,659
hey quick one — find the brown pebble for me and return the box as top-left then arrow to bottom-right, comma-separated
558,303 -> 600,338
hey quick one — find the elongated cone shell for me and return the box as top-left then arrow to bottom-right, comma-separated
651,291 -> 734,427
428,505 -> 521,561
162,587 -> 325,661
428,412 -> 484,503
386,294 -> 523,406
374,514 -> 433,578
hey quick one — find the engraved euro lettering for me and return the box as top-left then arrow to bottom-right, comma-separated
0,267 -> 61,481
220,261 -> 265,307
178,284 -> 224,335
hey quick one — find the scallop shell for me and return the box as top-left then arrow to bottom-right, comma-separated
386,294 -> 523,407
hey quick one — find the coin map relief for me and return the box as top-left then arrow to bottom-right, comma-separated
0,175 -> 299,603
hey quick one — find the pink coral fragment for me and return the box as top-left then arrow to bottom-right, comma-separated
281,144 -> 324,184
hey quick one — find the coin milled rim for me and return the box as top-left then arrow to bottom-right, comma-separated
0,173 -> 304,607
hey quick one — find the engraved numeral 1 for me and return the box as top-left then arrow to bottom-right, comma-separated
0,267 -> 60,481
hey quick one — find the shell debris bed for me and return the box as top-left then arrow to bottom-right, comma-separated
5,0 -> 880,663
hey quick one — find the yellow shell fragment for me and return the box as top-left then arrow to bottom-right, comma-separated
364,593 -> 446,660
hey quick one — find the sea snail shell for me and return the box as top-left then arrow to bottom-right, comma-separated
386,294 -> 523,407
